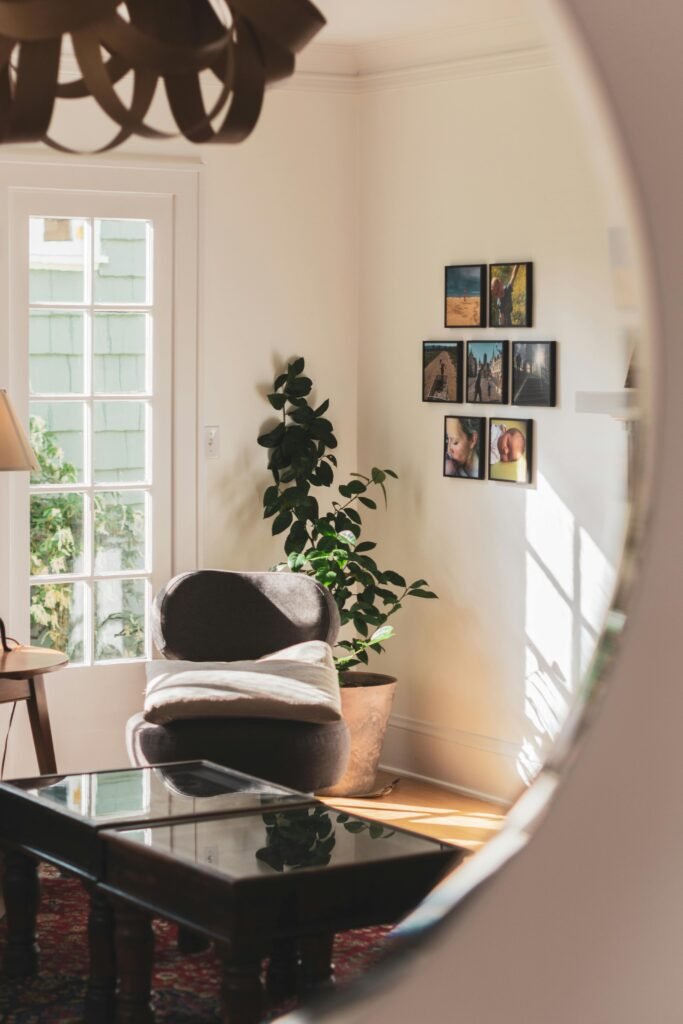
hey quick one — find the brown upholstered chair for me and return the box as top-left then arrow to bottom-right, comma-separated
126,570 -> 350,793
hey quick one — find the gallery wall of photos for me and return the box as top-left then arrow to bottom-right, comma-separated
422,261 -> 557,485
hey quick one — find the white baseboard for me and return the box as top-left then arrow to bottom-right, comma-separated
382,714 -> 541,807
378,760 -> 514,809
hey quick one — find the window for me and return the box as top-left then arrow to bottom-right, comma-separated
28,215 -> 155,664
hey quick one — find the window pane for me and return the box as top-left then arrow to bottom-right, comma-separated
30,581 -> 85,663
94,313 -> 148,393
94,220 -> 149,305
94,491 -> 146,573
30,402 -> 85,484
29,217 -> 87,304
29,310 -> 85,395
95,579 -> 146,661
93,401 -> 147,483
30,492 -> 85,576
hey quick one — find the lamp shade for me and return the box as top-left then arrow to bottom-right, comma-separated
0,390 -> 38,471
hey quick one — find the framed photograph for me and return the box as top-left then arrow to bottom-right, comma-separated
489,262 -> 533,327
422,341 -> 463,402
445,264 -> 486,328
512,341 -> 557,406
444,416 -> 486,480
488,417 -> 533,484
466,340 -> 509,404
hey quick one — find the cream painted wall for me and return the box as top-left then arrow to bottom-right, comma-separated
358,65 -> 629,802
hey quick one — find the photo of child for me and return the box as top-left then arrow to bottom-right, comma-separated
489,262 -> 533,327
443,416 -> 486,480
488,418 -> 533,484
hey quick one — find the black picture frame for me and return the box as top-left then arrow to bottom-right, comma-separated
422,341 -> 463,403
443,415 -> 486,480
444,264 -> 486,328
466,340 -> 509,404
488,417 -> 533,485
489,262 -> 533,327
512,341 -> 557,407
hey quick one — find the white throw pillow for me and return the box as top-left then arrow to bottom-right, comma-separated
143,640 -> 341,725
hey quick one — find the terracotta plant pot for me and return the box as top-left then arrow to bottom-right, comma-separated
318,671 -> 397,797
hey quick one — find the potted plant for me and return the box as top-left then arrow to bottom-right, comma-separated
257,357 -> 437,795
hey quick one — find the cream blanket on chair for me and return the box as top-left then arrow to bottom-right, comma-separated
143,640 -> 341,725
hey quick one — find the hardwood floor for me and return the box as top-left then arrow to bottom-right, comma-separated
321,771 -> 507,851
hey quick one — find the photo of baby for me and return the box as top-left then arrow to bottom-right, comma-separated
443,416 -> 486,480
488,417 -> 533,484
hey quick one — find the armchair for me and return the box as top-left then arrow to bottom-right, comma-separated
126,570 -> 350,793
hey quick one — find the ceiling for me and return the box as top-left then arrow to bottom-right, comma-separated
313,0 -> 530,44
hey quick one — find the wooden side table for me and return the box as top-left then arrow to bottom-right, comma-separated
0,646 -> 67,774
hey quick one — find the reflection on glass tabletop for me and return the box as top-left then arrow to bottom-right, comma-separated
3,761 -> 308,824
110,804 -> 458,878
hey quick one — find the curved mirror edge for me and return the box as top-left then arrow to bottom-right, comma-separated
275,0 -> 658,1017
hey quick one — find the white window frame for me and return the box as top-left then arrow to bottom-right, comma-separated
0,159 -> 199,676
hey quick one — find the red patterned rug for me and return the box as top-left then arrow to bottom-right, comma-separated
0,868 -> 391,1023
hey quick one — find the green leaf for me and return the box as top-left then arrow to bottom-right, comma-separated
355,541 -> 376,552
409,589 -> 438,599
410,579 -> 429,588
315,399 -> 330,416
272,510 -> 293,535
287,377 -> 313,398
336,812 -> 350,823
316,460 -> 334,486
257,423 -> 286,447
263,485 -> 279,507
274,373 -> 287,390
267,392 -> 287,410
353,616 -> 368,637
384,469 -> 398,478
382,571 -> 406,587
358,496 -> 377,510
289,357 -> 305,376
343,821 -> 366,834
370,625 -> 394,644
346,480 -> 366,494
369,822 -> 385,839
371,468 -> 386,484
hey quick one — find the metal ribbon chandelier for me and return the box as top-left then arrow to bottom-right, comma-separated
0,0 -> 326,151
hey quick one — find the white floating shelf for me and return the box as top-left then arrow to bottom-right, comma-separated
575,390 -> 640,419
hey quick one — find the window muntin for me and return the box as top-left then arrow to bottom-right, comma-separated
28,216 -> 154,665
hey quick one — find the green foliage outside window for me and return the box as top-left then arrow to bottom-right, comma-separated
29,415 -> 145,659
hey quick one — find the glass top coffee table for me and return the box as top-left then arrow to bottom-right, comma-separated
0,761 -> 312,1021
101,805 -> 464,1024
0,764 -> 465,1024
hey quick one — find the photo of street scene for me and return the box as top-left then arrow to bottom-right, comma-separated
445,264 -> 486,327
512,341 -> 556,406
466,341 -> 508,403
423,341 -> 462,402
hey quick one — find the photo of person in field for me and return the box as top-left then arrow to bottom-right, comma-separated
445,264 -> 486,327
423,341 -> 461,402
489,262 -> 532,327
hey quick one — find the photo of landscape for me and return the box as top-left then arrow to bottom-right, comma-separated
445,264 -> 486,327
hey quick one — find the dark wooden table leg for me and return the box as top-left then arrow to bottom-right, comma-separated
85,887 -> 117,1024
2,850 -> 39,978
298,932 -> 336,995
26,674 -> 57,774
114,902 -> 155,1024
177,924 -> 210,955
219,946 -> 264,1024
266,936 -> 300,1002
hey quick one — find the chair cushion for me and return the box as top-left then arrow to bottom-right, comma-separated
143,640 -> 341,725
126,713 -> 351,793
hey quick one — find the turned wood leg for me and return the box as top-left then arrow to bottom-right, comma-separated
114,902 -> 155,1024
2,850 -> 39,978
26,674 -> 57,775
85,887 -> 116,1024
177,924 -> 210,955
298,932 -> 336,995
219,946 -> 264,1024
266,936 -> 300,1002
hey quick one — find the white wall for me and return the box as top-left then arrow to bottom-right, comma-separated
358,61 -> 629,802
